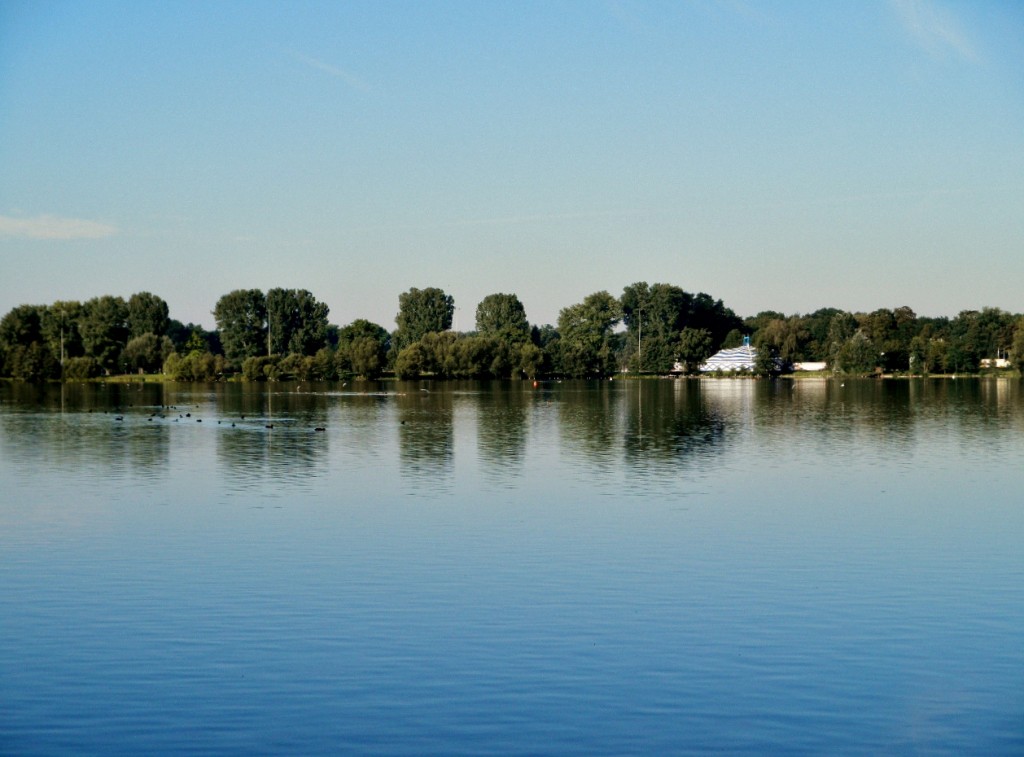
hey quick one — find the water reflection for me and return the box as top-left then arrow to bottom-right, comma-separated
396,381 -> 454,491
622,380 -> 727,465
215,423 -> 328,495
475,382 -> 529,483
556,380 -> 622,467
3,377 -> 1022,495
0,382 -> 174,477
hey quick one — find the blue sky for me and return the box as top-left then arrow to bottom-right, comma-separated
2,0 -> 1021,331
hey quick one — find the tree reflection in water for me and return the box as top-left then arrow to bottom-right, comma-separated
396,382 -> 454,493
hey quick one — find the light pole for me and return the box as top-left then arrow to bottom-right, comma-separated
59,307 -> 65,381
637,305 -> 642,375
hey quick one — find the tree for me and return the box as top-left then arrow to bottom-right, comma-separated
687,291 -> 743,348
394,341 -> 430,380
420,331 -> 459,376
40,301 -> 85,364
676,328 -> 714,374
475,293 -> 529,344
394,287 -> 454,350
347,337 -> 386,378
336,319 -> 390,378
0,305 -> 45,357
968,307 -> 1015,365
214,289 -> 267,365
556,291 -> 620,377
337,319 -> 390,352
124,333 -> 174,373
451,335 -> 498,377
801,307 -> 843,361
834,331 -> 877,374
80,295 -> 129,373
721,329 -> 745,349
826,312 -> 858,370
621,282 -> 689,372
313,347 -> 337,380
167,320 -> 221,355
1011,317 -> 1024,373
753,316 -> 806,365
945,309 -> 1004,373
861,308 -> 914,372
266,288 -> 329,356
6,342 -> 58,381
184,330 -> 208,355
516,342 -> 543,379
63,356 -> 100,379
908,334 -> 929,375
753,343 -> 780,377
164,351 -> 223,381
621,282 -> 741,372
127,292 -> 170,339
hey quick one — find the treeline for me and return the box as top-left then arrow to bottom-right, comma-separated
1,283 -> 1022,382
745,305 -> 1024,375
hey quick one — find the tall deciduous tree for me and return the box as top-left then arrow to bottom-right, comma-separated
556,291 -> 620,377
214,289 -> 267,365
826,312 -> 858,369
753,316 -> 807,364
80,295 -> 129,373
475,293 -> 529,343
266,288 -> 329,356
394,287 -> 454,349
0,304 -> 51,379
676,327 -> 714,374
621,282 -> 689,372
127,292 -> 170,339
1011,317 -> 1024,373
621,282 -> 742,372
0,304 -> 44,351
40,301 -> 85,363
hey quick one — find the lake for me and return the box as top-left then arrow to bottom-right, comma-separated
1,378 -> 1022,755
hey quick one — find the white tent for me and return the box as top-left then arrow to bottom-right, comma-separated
699,338 -> 758,373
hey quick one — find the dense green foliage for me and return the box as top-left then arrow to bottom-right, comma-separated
2,284 -> 1022,382
213,289 -> 268,364
266,288 -> 330,357
747,305 -> 1022,375
393,287 -> 454,352
475,293 -> 530,344
127,292 -> 170,340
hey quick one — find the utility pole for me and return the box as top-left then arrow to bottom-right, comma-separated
637,306 -> 642,374
60,308 -> 65,381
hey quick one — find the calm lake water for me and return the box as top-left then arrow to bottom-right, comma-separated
1,378 -> 1022,755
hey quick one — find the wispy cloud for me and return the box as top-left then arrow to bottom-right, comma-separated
0,214 -> 119,240
290,51 -> 372,92
891,0 -> 977,62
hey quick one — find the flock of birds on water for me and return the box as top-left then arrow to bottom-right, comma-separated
91,383 -> 460,433
98,404 -> 326,432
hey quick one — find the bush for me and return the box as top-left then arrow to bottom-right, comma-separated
164,351 -> 223,381
63,356 -> 100,379
313,347 -> 337,380
240,355 -> 273,381
394,343 -> 428,379
6,342 -> 59,381
124,333 -> 174,373
277,353 -> 315,381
